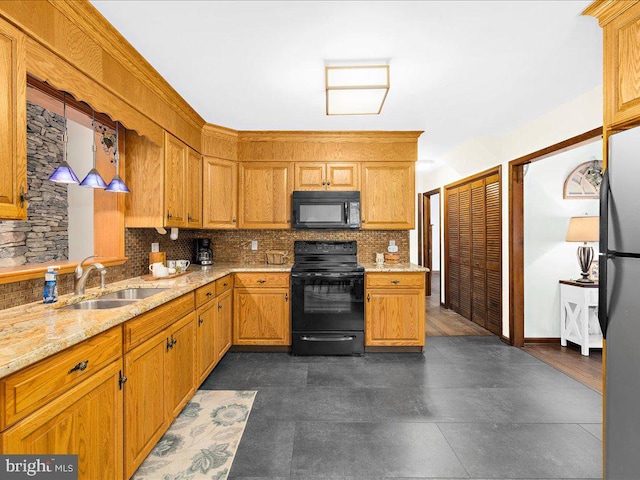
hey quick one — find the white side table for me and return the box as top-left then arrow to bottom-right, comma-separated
559,280 -> 602,356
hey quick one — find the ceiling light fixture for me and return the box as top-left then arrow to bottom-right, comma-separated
325,64 -> 390,115
48,93 -> 80,184
79,109 -> 107,189
105,121 -> 130,193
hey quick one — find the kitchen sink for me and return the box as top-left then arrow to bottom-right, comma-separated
99,287 -> 170,300
61,299 -> 138,310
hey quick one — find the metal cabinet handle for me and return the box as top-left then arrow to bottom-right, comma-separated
285,293 -> 289,302
218,303 -> 223,310
119,370 -> 127,390
198,317 -> 204,325
206,291 -> 213,297
188,214 -> 192,222
19,187 -> 26,208
367,293 -> 370,302
322,181 -> 326,185
167,211 -> 173,219
327,181 -> 331,186
166,337 -> 172,351
391,280 -> 400,284
257,279 -> 266,284
172,337 -> 178,347
232,217 -> 237,223
223,283 -> 228,287
361,219 -> 366,223
68,360 -> 89,374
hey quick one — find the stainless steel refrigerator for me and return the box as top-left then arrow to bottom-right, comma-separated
600,126 -> 640,478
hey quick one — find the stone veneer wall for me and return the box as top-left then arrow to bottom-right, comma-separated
0,103 -> 68,267
0,228 -> 409,310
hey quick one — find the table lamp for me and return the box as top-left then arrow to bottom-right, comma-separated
565,215 -> 599,283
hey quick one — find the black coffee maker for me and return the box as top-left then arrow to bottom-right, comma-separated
194,238 -> 213,265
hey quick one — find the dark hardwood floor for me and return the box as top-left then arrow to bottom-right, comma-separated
425,271 -> 603,393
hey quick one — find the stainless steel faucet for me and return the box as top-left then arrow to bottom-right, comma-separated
74,255 -> 107,295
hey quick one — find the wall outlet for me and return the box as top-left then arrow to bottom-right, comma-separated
251,240 -> 258,251
151,242 -> 159,253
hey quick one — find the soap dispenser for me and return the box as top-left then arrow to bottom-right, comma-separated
43,266 -> 60,304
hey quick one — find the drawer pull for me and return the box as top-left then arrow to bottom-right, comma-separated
119,370 -> 128,390
166,337 -> 172,351
257,279 -> 266,284
68,360 -> 89,374
218,303 -> 223,310
171,337 -> 178,347
198,317 -> 204,325
206,291 -> 213,297
285,293 -> 289,302
391,280 -> 400,284
223,282 -> 228,287
367,293 -> 370,302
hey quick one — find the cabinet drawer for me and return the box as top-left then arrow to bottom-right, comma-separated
234,272 -> 289,288
195,282 -> 216,308
124,293 -> 194,352
1,326 -> 122,430
366,272 -> 425,288
216,275 -> 233,295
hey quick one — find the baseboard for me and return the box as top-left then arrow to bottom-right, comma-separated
230,345 -> 291,353
500,335 -> 511,345
365,346 -> 424,353
524,337 -> 561,344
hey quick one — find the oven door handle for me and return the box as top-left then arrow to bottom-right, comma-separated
300,335 -> 357,342
291,272 -> 364,279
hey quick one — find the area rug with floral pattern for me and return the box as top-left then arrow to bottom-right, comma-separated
132,390 -> 256,480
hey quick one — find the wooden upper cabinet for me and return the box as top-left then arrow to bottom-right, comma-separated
238,162 -> 292,229
0,18 -> 26,220
585,1 -> 640,128
294,162 -> 359,190
360,162 -> 415,229
186,148 -> 202,228
164,132 -> 188,227
203,156 -> 237,229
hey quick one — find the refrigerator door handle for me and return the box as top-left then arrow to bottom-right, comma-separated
599,168 -> 609,338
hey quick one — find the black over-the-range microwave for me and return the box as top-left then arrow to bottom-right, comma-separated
292,191 -> 361,229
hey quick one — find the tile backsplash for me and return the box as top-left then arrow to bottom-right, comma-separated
0,228 -> 409,310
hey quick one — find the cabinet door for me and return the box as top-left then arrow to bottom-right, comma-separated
233,289 -> 290,345
164,132 -> 187,227
203,156 -> 237,228
2,361 -> 123,480
365,289 -> 425,346
166,313 -> 195,419
238,163 -> 292,229
196,301 -> 217,385
603,3 -> 640,128
361,162 -> 414,229
294,163 -> 325,190
216,288 -> 233,360
326,163 -> 359,190
186,148 -> 202,228
0,19 -> 26,220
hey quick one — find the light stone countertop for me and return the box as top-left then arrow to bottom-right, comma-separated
0,263 -> 290,380
0,261 -> 426,379
361,262 -> 429,272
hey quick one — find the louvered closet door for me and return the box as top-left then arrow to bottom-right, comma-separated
471,179 -> 487,328
485,174 -> 501,335
447,188 -> 460,312
458,184 -> 472,320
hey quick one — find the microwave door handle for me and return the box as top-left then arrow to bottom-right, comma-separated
344,202 -> 348,223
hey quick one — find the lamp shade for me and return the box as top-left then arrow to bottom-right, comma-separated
565,216 -> 599,242
79,168 -> 107,188
49,161 -> 80,183
104,174 -> 130,193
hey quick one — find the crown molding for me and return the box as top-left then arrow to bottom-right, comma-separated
583,0 -> 640,26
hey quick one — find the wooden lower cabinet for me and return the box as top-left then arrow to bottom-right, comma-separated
234,289 -> 290,345
1,360 -> 123,480
365,273 -> 425,347
123,311 -> 195,479
215,289 -> 233,360
196,298 -> 218,384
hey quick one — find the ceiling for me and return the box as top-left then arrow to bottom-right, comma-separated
90,0 -> 602,167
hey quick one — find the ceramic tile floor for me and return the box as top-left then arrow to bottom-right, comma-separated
200,336 -> 602,480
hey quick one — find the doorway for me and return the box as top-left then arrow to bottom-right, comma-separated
508,127 -> 602,346
418,189 -> 441,297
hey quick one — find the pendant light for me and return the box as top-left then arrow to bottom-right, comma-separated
105,121 -> 130,193
48,93 -> 80,184
79,110 -> 107,189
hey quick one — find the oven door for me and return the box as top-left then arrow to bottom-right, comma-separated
291,271 -> 365,331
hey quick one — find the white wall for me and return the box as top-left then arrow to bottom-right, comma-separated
431,193 -> 440,271
414,85 -> 603,338
523,141 -> 600,338
66,119 -> 95,261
